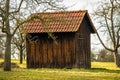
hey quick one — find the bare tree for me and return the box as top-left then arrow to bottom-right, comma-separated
12,28 -> 25,64
97,49 -> 114,62
97,49 -> 108,62
93,0 -> 120,67
0,0 -> 65,71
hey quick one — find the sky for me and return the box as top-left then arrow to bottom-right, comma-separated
63,0 -> 100,13
63,0 -> 103,52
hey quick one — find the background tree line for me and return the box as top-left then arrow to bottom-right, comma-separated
91,49 -> 114,62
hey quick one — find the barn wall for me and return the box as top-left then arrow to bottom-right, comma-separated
75,16 -> 91,68
26,33 -> 76,68
26,16 -> 92,68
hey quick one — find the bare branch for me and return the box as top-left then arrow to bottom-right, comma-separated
110,0 -> 116,48
11,20 -> 20,36
34,0 -> 66,11
12,37 -> 21,50
10,0 -> 24,14
104,13 -> 114,43
0,6 -> 5,14
116,27 -> 120,48
96,30 -> 115,52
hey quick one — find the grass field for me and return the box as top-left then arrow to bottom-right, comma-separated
0,59 -> 120,80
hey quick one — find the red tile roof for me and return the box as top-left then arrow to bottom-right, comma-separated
24,10 -> 96,33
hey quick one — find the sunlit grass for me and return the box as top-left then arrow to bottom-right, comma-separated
0,58 -> 3,62
0,67 -> 120,80
92,62 -> 120,70
0,59 -> 120,80
0,58 -> 26,68
12,59 -> 26,68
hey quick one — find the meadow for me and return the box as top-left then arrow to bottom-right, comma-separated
0,59 -> 120,80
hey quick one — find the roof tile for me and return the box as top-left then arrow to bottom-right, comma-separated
23,10 -> 95,33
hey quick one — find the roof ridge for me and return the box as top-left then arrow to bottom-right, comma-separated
34,10 -> 87,15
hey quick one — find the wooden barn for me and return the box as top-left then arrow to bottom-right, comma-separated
24,10 -> 96,68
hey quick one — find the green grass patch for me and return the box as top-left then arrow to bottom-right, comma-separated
0,59 -> 120,80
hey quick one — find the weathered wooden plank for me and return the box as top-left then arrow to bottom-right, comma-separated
47,39 -> 53,67
42,39 -> 48,67
67,37 -> 72,68
66,37 -> 71,68
57,39 -> 62,67
30,41 -> 35,68
35,41 -> 40,68
61,35 -> 65,67
67,35 -> 75,68
39,39 -> 43,68
53,40 -> 59,67
26,40 -> 30,68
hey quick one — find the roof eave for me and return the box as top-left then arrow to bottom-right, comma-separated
85,11 -> 96,33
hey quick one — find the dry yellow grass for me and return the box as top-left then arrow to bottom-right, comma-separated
0,59 -> 120,80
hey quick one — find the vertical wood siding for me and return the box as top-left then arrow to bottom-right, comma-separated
27,33 -> 76,68
75,16 -> 91,68
26,16 -> 91,68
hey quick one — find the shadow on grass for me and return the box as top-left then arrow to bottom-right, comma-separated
0,78 -> 6,80
87,68 -> 120,73
0,62 -> 19,68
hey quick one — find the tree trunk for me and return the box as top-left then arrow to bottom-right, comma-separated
20,47 -> 23,64
4,0 -> 11,71
4,34 -> 12,71
114,50 -> 120,67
